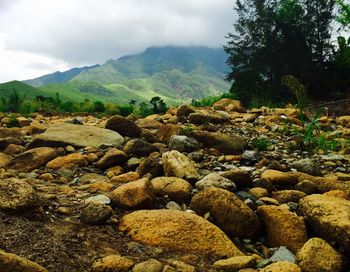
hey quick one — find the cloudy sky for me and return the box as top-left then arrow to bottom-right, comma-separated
0,0 -> 234,83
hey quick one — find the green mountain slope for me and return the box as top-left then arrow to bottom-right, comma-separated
0,81 -> 45,99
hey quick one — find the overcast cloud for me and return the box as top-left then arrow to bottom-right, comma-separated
0,0 -> 235,83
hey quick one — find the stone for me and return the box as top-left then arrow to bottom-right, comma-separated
136,156 -> 164,178
124,139 -> 159,157
188,112 -> 229,124
96,148 -> 128,169
195,173 -> 236,191
0,127 -> 22,138
213,98 -> 246,112
257,205 -> 307,253
221,169 -> 253,188
110,178 -> 154,209
168,135 -> 200,153
105,115 -> 142,137
162,150 -> 199,181
290,159 -> 322,176
0,137 -> 22,150
296,238 -> 344,272
260,261 -> 301,272
271,190 -> 307,203
295,180 -> 319,194
212,256 -> 256,271
0,178 -> 37,210
92,255 -> 134,272
323,189 -> 350,200
0,152 -> 11,168
7,147 -> 57,172
156,124 -> 180,143
132,259 -> 163,272
269,246 -> 295,263
110,172 -> 140,184
30,123 -> 124,148
176,105 -> 196,117
119,209 -> 243,258
0,249 -> 48,272
81,202 -> 113,225
192,130 -> 245,155
299,194 -> 350,251
190,187 -> 261,238
151,177 -> 193,202
85,194 -> 111,205
16,116 -> 31,127
46,153 -> 88,169
261,170 -> 298,187
249,187 -> 268,199
4,143 -> 25,155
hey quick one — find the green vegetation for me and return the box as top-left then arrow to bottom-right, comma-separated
191,92 -> 237,107
225,0 -> 350,106
251,137 -> 272,151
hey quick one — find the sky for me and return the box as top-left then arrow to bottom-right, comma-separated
0,0 -> 234,83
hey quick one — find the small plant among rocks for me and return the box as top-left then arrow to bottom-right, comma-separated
251,137 -> 271,151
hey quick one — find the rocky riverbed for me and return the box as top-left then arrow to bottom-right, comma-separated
0,99 -> 349,272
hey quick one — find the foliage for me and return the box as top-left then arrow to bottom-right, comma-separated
191,92 -> 237,107
251,137 -> 271,151
150,96 -> 168,114
336,0 -> 350,29
281,75 -> 308,111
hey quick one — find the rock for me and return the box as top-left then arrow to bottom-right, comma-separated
132,259 -> 163,272
0,152 -> 11,168
176,105 -> 196,117
136,155 -> 163,178
151,177 -> 193,202
162,150 -> 199,181
165,260 -> 196,272
119,209 -> 243,258
110,172 -> 140,184
0,178 -> 37,210
299,194 -> 350,251
271,190 -> 307,203
249,187 -> 268,199
0,137 -> 22,150
0,249 -> 48,272
213,98 -> 246,112
7,147 -> 57,172
96,148 -> 128,169
190,187 -> 261,238
0,127 -> 22,138
92,255 -> 134,272
85,194 -> 111,205
290,159 -> 322,176
189,112 -> 229,124
195,173 -> 236,191
124,139 -> 159,157
110,178 -> 154,208
4,143 -> 25,155
16,116 -> 31,127
105,115 -> 142,137
295,180 -> 319,194
192,130 -> 245,155
260,261 -> 301,272
257,205 -> 307,253
30,123 -> 124,148
46,153 -> 88,169
81,202 -> 113,225
261,170 -> 298,187
156,124 -> 180,143
221,169 -> 253,188
296,238 -> 344,272
323,189 -> 350,200
212,256 -> 256,271
269,246 -> 296,263
242,150 -> 259,162
168,135 -> 200,153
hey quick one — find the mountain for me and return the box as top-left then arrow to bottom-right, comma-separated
22,46 -> 231,104
24,65 -> 100,87
0,80 -> 44,99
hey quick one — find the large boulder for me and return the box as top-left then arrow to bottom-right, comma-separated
162,150 -> 199,181
0,249 -> 47,272
105,115 -> 142,137
7,147 -> 57,172
29,123 -> 124,148
119,209 -> 243,259
46,153 -> 88,169
261,170 -> 298,187
0,178 -> 37,210
192,130 -> 245,155
257,205 -> 307,253
299,194 -> 350,251
190,187 -> 261,238
296,238 -> 344,272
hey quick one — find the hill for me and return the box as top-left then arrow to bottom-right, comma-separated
0,81 -> 45,99
23,46 -> 231,104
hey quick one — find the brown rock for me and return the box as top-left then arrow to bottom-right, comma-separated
213,99 -> 246,113
156,124 -> 180,143
151,177 -> 193,202
119,209 -> 243,258
92,255 -> 134,272
46,153 -> 88,169
260,261 -> 301,272
162,150 -> 199,181
96,148 -> 128,169
296,238 -> 344,272
0,249 -> 47,272
257,205 -> 307,253
271,190 -> 307,203
0,152 -> 11,168
124,139 -> 159,157
7,147 -> 57,172
105,115 -> 142,137
0,127 -> 22,138
110,178 -> 154,208
323,189 -> 350,200
249,187 -> 268,199
132,259 -> 163,272
176,105 -> 196,117
110,172 -> 140,184
16,117 -> 31,127
261,170 -> 298,186
212,256 -> 256,271
4,144 -> 25,155
0,137 -> 22,150
81,202 -> 113,225
190,188 -> 261,238
299,194 -> 350,251
221,169 -> 253,188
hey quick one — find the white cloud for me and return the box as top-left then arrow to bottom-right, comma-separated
0,0 -> 235,83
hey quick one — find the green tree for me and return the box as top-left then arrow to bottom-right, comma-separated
150,96 -> 168,114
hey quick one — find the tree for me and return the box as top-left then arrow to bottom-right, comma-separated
336,0 -> 350,29
149,96 -> 168,114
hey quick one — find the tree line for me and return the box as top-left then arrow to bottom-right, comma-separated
225,0 -> 350,107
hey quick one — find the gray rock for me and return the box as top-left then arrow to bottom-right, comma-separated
269,246 -> 296,263
29,123 -> 124,148
85,195 -> 111,205
195,173 -> 236,191
291,159 -> 322,176
295,180 -> 319,194
124,139 -> 159,157
80,202 -> 113,225
168,135 -> 200,153
105,115 -> 142,137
